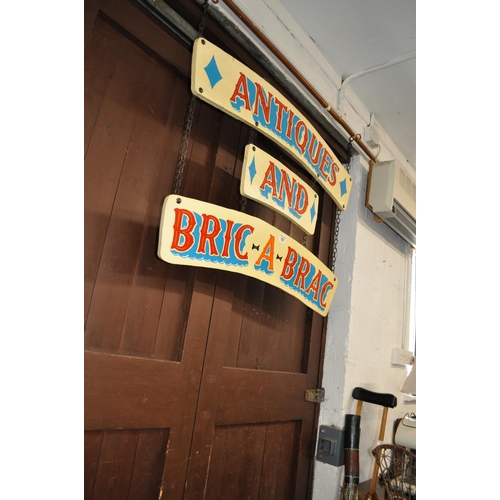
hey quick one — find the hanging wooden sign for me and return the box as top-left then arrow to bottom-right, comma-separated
241,144 -> 318,235
191,37 -> 352,210
158,195 -> 337,316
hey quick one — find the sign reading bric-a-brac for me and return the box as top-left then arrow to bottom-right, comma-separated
241,144 -> 319,235
191,38 -> 352,211
158,195 -> 337,316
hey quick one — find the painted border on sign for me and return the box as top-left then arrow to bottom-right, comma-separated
191,38 -> 352,210
158,195 -> 337,316
241,144 -> 318,235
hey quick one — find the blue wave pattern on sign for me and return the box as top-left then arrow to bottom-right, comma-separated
229,76 -> 347,200
171,210 -> 251,267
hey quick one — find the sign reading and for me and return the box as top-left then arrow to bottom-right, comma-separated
158,195 -> 337,316
191,38 -> 352,210
241,144 -> 318,235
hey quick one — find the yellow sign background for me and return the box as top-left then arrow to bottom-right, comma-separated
158,195 -> 337,316
241,144 -> 318,235
191,38 -> 352,210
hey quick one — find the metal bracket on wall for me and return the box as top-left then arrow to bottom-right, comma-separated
305,388 -> 325,403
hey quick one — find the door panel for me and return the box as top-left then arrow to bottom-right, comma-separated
85,1 -> 340,498
84,428 -> 170,500
204,421 -> 300,500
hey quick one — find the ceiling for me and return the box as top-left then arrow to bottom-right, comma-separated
278,0 -> 416,170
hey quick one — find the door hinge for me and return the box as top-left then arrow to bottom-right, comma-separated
305,388 -> 325,403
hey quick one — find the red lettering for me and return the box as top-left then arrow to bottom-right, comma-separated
308,134 -> 324,166
305,270 -> 321,302
274,97 -> 288,133
320,280 -> 334,308
277,169 -> 295,205
285,109 -> 295,140
253,82 -> 272,124
318,149 -> 333,182
197,214 -> 221,255
234,224 -> 254,261
280,246 -> 298,280
221,219 -> 235,258
171,208 -> 196,252
293,256 -> 311,290
259,161 -> 278,198
295,120 -> 308,155
328,162 -> 340,187
293,184 -> 308,215
255,235 -> 275,272
229,72 -> 251,111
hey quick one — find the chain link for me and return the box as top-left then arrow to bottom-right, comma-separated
331,155 -> 351,274
239,127 -> 256,212
197,0 -> 208,39
172,94 -> 197,195
171,1 -> 208,195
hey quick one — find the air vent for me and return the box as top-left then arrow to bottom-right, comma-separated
367,160 -> 416,247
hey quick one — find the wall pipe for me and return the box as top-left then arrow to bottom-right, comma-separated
209,0 -> 378,163
338,52 -> 416,111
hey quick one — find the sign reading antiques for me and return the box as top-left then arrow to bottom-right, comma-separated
158,195 -> 337,316
241,144 -> 318,235
191,38 -> 352,210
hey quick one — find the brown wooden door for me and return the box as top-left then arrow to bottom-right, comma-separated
84,1 -> 344,498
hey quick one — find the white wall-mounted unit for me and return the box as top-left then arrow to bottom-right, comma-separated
367,160 -> 416,247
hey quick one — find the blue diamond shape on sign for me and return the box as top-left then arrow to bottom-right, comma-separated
310,201 -> 317,223
204,55 -> 223,89
340,178 -> 347,197
248,157 -> 257,184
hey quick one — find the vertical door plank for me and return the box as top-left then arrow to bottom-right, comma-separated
84,21 -> 152,324
239,424 -> 267,500
275,421 -> 299,499
258,423 -> 284,500
91,430 -> 138,500
85,52 -> 165,353
84,15 -> 122,156
157,266 -> 218,499
256,284 -> 284,371
236,277 -> 266,369
84,430 -> 104,500
183,272 -> 237,499
218,425 -> 249,500
205,426 -> 228,500
118,74 -> 188,359
223,273 -> 248,367
154,264 -> 195,362
127,428 -> 170,500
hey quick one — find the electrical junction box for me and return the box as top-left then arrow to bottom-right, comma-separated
316,425 -> 344,467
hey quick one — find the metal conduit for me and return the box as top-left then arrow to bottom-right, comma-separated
211,0 -> 378,163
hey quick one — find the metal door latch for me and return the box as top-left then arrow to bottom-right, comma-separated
305,388 -> 325,403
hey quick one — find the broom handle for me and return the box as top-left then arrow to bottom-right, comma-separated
366,406 -> 389,500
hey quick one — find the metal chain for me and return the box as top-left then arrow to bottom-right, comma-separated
331,149 -> 352,274
197,0 -> 208,38
173,94 -> 197,194
171,1 -> 209,195
239,127 -> 256,212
